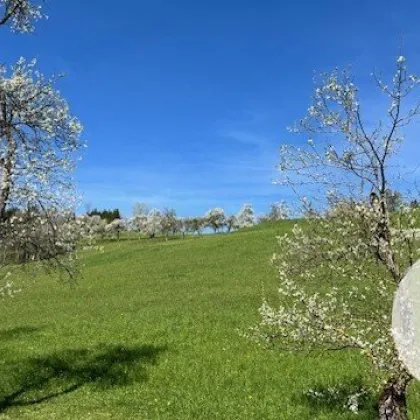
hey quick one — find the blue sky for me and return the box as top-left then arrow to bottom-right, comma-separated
3,0 -> 420,217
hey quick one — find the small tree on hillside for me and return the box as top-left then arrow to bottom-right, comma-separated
267,202 -> 289,221
129,214 -> 147,238
250,56 -> 420,419
145,209 -> 162,238
191,217 -> 204,235
225,215 -> 239,233
105,218 -> 125,241
160,208 -> 177,240
176,217 -> 187,239
77,215 -> 106,245
205,208 -> 226,233
183,216 -> 204,236
236,204 -> 255,228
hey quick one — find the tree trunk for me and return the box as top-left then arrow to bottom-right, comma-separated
0,100 -> 15,224
378,376 -> 410,420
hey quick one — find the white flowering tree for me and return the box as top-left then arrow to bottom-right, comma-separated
160,208 -> 177,240
0,57 -> 83,257
4,208 -> 80,264
182,216 -> 204,236
104,218 -> 125,241
267,201 -> 289,221
236,204 -> 255,228
0,0 -> 84,286
129,214 -> 147,238
251,56 -> 420,419
225,214 -> 239,233
0,0 -> 43,33
205,208 -> 226,233
145,208 -> 162,238
191,217 -> 204,235
76,215 -> 106,245
176,217 -> 187,239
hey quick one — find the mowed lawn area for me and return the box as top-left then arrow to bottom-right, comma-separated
1,222 -> 420,419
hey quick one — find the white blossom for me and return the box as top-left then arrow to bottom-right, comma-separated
236,203 -> 255,228
204,208 -> 226,232
0,0 -> 45,33
252,56 -> 420,417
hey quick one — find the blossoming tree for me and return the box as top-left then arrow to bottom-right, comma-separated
205,208 -> 226,233
251,56 -> 420,419
225,214 -> 239,233
267,201 -> 289,221
160,208 -> 178,240
76,215 -> 106,245
0,1 -> 84,285
145,209 -> 162,238
185,216 -> 204,235
0,0 -> 43,33
105,218 -> 125,241
236,203 -> 255,228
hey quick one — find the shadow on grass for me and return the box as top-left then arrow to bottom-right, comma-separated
0,326 -> 43,341
294,377 -> 376,417
0,343 -> 166,412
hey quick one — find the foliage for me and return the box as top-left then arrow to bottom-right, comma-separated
160,208 -> 178,239
104,218 -> 126,240
267,202 -> 289,221
253,55 -> 420,418
204,208 -> 226,232
0,2 -> 84,288
0,0 -> 44,33
236,204 -> 255,228
225,214 -> 240,233
145,209 -> 162,238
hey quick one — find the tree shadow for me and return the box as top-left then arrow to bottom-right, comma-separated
0,326 -> 43,341
0,343 -> 166,412
294,377 -> 376,417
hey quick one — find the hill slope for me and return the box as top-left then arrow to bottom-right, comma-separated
1,222 -> 418,419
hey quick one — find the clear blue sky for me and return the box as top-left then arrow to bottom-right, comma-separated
3,0 -> 420,217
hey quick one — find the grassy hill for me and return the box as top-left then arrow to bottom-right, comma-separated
1,222 -> 419,419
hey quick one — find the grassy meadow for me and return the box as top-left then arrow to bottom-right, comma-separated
1,221 -> 419,419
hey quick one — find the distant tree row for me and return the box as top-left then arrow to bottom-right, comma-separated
128,203 -> 257,239
75,201 -> 292,242
80,192 -> 420,244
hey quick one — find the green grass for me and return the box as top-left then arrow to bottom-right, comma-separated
0,222 -> 419,419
